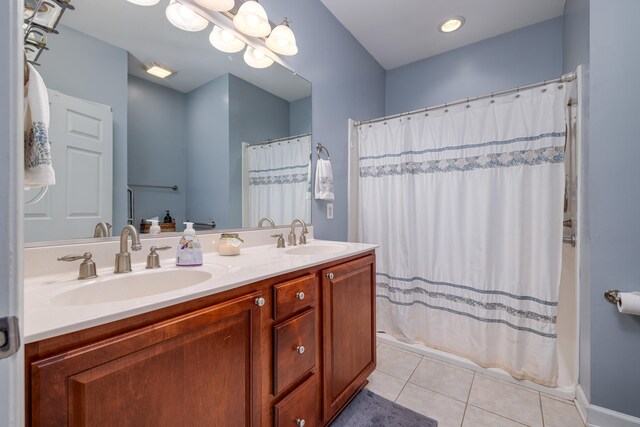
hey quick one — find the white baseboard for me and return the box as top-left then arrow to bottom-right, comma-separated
576,384 -> 640,427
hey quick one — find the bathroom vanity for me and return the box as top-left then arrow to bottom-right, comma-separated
23,238 -> 376,427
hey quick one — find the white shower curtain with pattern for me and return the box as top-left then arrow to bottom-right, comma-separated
358,83 -> 567,386
244,135 -> 311,227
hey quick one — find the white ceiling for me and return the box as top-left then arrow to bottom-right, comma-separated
61,0 -> 311,101
321,0 -> 566,70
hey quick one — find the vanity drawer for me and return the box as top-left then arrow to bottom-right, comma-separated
274,374 -> 317,427
273,275 -> 316,321
274,309 -> 316,395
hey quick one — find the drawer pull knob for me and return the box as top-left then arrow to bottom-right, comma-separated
254,297 -> 266,307
326,272 -> 334,280
296,419 -> 305,427
296,291 -> 305,300
296,345 -> 305,354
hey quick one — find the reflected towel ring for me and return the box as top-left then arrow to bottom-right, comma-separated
316,143 -> 330,160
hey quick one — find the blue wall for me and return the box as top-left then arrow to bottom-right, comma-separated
290,96 -> 312,136
185,74 -> 229,230
38,25 -> 129,232
385,17 -> 563,116
228,74 -> 291,228
262,0 -> 386,241
127,75 -> 187,228
586,0 -> 640,417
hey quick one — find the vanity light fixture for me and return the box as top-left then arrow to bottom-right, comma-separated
194,0 -> 234,12
166,0 -> 209,32
243,45 -> 274,68
209,25 -> 246,53
266,18 -> 298,56
233,0 -> 271,37
145,63 -> 175,79
439,16 -> 465,33
126,0 -> 161,5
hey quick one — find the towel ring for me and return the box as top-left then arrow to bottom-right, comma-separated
316,143 -> 330,160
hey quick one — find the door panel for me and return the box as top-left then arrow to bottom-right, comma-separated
24,90 -> 113,242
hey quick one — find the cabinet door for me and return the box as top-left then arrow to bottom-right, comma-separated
29,292 -> 265,427
322,255 -> 376,421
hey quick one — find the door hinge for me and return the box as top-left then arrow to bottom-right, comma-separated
0,316 -> 20,359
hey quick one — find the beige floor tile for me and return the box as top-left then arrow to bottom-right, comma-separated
366,370 -> 407,402
376,343 -> 422,381
396,382 -> 465,427
468,375 -> 543,427
541,395 -> 585,427
463,405 -> 527,427
409,357 -> 474,402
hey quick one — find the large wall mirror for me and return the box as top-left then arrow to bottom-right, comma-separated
23,0 -> 311,244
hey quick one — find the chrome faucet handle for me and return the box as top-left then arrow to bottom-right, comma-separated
57,252 -> 98,280
146,246 -> 172,269
299,230 -> 308,245
270,234 -> 285,248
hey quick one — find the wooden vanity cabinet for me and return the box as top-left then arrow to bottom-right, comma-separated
25,251 -> 376,427
322,255 -> 376,422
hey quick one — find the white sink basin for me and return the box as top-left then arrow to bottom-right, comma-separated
52,268 -> 220,305
285,242 -> 350,256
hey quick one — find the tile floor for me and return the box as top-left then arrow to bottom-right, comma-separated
367,343 -> 585,427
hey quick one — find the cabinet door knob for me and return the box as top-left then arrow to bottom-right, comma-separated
296,291 -> 305,300
296,345 -> 305,354
296,419 -> 305,427
254,297 -> 265,307
326,272 -> 334,280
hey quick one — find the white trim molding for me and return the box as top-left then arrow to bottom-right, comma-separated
576,384 -> 640,427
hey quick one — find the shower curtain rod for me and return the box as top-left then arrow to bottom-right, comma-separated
354,72 -> 577,127
247,133 -> 311,147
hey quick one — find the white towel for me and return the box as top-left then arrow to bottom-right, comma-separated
314,158 -> 334,200
24,63 -> 55,189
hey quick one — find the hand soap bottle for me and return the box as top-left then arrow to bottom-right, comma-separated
176,222 -> 203,266
148,219 -> 161,236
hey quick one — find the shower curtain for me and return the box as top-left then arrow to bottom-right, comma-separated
357,83 -> 567,386
243,135 -> 311,227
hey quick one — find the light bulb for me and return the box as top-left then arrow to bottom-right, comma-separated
244,46 -> 273,68
166,0 -> 208,32
233,1 -> 271,37
209,25 -> 245,53
127,0 -> 161,6
194,0 -> 234,12
266,18 -> 298,56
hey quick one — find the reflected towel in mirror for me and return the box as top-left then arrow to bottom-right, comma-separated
24,63 -> 55,189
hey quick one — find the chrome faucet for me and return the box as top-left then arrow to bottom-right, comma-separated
114,225 -> 142,273
258,217 -> 275,228
93,222 -> 112,238
288,218 -> 308,246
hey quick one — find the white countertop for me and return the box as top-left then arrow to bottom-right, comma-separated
24,239 -> 377,343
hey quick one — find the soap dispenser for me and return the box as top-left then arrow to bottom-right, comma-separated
176,222 -> 203,266
148,219 -> 161,235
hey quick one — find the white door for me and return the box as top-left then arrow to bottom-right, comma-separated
24,90 -> 113,243
1,1 -> 24,426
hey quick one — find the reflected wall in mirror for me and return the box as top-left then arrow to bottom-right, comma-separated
23,0 -> 311,244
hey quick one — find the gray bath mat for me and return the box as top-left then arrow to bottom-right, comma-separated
330,389 -> 438,427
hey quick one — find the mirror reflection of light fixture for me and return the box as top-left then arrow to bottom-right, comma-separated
266,18 -> 298,56
194,0 -> 234,12
126,0 -> 161,6
145,63 -> 176,79
166,0 -> 209,32
209,25 -> 245,53
233,1 -> 271,37
243,46 -> 273,68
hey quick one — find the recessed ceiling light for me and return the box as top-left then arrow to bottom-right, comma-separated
146,63 -> 175,79
439,16 -> 465,33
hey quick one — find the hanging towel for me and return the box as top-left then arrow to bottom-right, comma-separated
314,158 -> 334,200
24,63 -> 55,189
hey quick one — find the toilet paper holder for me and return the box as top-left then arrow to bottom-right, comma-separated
604,289 -> 621,304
